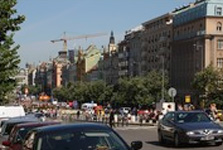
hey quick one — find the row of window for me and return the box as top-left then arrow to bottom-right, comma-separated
146,17 -> 172,30
175,23 -> 203,37
174,5 -> 222,26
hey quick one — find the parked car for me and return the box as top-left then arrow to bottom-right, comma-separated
23,123 -> 143,150
120,107 -> 131,114
2,121 -> 60,150
137,109 -> 149,115
158,111 -> 223,147
0,118 -> 39,150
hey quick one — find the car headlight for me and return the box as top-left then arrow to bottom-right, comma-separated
217,130 -> 223,134
186,131 -> 195,135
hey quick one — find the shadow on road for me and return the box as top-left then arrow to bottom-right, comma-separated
145,141 -> 219,149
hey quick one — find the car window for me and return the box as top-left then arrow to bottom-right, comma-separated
13,127 -> 32,144
24,132 -> 36,150
37,130 -> 129,150
176,112 -> 211,123
2,123 -> 15,135
163,113 -> 174,122
9,126 -> 17,143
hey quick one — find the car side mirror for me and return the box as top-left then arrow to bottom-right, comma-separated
131,141 -> 143,150
15,138 -> 22,144
2,140 -> 11,146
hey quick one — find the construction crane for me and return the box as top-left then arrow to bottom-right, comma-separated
51,32 -> 107,52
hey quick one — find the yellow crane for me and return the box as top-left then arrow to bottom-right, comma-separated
51,32 -> 107,52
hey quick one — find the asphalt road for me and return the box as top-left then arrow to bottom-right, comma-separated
115,125 -> 223,150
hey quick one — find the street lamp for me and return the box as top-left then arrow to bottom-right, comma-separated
161,55 -> 165,102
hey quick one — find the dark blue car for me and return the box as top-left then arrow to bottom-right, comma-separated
23,123 -> 143,150
158,111 -> 223,147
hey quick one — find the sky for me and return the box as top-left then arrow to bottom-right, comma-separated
14,0 -> 194,67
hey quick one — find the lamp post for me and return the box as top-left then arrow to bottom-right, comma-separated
161,55 -> 165,102
156,55 -> 165,102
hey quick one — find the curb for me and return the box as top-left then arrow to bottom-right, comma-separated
56,118 -> 157,126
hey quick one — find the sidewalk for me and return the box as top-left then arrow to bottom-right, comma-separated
52,115 -> 223,127
54,114 -> 158,127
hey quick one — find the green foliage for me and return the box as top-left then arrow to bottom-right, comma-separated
112,70 -> 169,107
52,71 -> 170,107
0,0 -> 25,103
21,85 -> 42,95
192,65 -> 223,107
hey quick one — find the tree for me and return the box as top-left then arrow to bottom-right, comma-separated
192,65 -> 223,107
21,85 -> 42,96
0,0 -> 25,103
112,70 -> 170,107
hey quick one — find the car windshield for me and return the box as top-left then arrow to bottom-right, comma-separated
176,112 -> 211,123
36,130 -> 129,150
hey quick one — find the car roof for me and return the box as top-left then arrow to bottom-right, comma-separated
33,123 -> 111,134
5,117 -> 39,123
14,121 -> 61,129
174,110 -> 205,114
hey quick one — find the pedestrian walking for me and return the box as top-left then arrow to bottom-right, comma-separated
77,110 -> 80,119
109,109 -> 115,128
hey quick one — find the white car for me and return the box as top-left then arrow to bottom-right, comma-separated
120,107 -> 131,114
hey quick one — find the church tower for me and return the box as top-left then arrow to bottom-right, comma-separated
108,31 -> 116,54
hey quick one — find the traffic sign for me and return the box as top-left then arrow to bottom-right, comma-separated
168,87 -> 177,97
185,95 -> 191,103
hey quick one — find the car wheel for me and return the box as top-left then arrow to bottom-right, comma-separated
158,131 -> 165,144
174,133 -> 181,147
215,141 -> 223,146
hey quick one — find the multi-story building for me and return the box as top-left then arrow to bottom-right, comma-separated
76,45 -> 101,82
172,0 -> 223,102
52,51 -> 70,88
62,64 -> 77,86
35,62 -> 47,92
26,63 -> 36,86
142,13 -> 173,77
126,25 -> 144,77
98,32 -> 119,84
118,39 -> 129,78
15,68 -> 28,88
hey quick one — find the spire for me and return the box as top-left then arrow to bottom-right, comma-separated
109,30 -> 115,44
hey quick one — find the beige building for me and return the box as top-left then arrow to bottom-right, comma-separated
52,51 -> 70,88
76,45 -> 101,82
172,0 -> 223,102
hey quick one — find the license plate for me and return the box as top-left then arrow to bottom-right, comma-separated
201,136 -> 214,141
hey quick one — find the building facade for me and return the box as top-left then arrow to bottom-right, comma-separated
52,51 -> 70,88
142,13 -> 173,77
76,45 -> 101,82
126,25 -> 144,77
172,0 -> 223,102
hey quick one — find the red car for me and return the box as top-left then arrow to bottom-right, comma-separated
137,109 -> 149,115
2,121 -> 60,150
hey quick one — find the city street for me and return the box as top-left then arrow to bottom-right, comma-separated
115,124 -> 223,150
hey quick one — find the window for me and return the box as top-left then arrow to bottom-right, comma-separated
217,22 -> 222,31
217,40 -> 223,49
216,7 -> 222,16
24,132 -> 36,149
217,58 -> 223,68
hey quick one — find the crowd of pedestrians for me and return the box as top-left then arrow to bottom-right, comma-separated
28,102 -> 222,128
